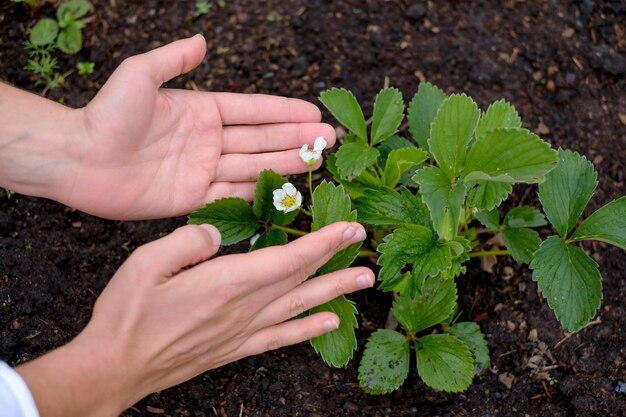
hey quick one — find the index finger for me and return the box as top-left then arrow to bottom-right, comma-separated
212,93 -> 322,125
200,222 -> 366,289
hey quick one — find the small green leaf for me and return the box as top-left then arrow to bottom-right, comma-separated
429,94 -> 480,179
188,198 -> 260,245
538,149 -> 597,237
530,236 -> 602,331
504,206 -> 547,228
334,142 -> 380,181
311,181 -> 356,231
383,147 -> 428,187
502,227 -> 541,264
57,24 -> 82,54
449,322 -> 490,375
466,181 -> 512,211
319,88 -> 367,142
571,196 -> 626,250
326,153 -> 380,199
377,224 -> 434,291
312,181 -> 360,274
249,229 -> 288,251
371,87 -> 404,145
377,135 -> 415,167
475,209 -> 500,231
439,237 -> 471,280
354,187 -> 430,228
30,18 -> 59,46
408,242 -> 453,295
413,166 -> 467,241
392,277 -> 457,333
310,295 -> 358,367
415,334 -> 474,392
57,0 -> 91,21
253,170 -> 297,226
463,128 -> 558,183
407,82 -> 446,151
475,99 -> 521,140
358,329 -> 410,395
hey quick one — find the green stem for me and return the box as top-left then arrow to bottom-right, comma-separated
299,207 -> 312,216
358,248 -> 378,258
468,249 -> 509,258
271,224 -> 307,236
308,165 -> 314,203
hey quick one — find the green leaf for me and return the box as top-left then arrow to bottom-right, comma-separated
538,149 -> 597,237
466,181 -> 512,211
407,82 -> 446,151
463,128 -> 558,183
30,18 -> 59,46
571,196 -> 626,250
310,296 -> 358,367
530,236 -> 602,331
415,334 -> 474,392
502,227 -> 541,264
311,181 -> 356,231
413,166 -> 467,241
355,187 -> 430,228
392,277 -> 457,333
188,198 -> 260,245
449,322 -> 490,375
376,135 -> 415,167
504,206 -> 547,228
334,142 -> 380,181
326,153 -> 380,199
319,88 -> 367,142
475,209 -> 500,231
253,170 -> 297,226
429,94 -> 480,179
408,242 -> 453,295
475,99 -> 521,140
311,181 -> 360,273
371,87 -> 404,145
57,0 -> 91,21
57,24 -> 82,54
358,329 -> 410,395
383,147 -> 428,187
376,224 -> 434,291
439,237 -> 471,280
249,229 -> 288,251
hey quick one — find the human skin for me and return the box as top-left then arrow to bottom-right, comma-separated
0,35 -> 374,416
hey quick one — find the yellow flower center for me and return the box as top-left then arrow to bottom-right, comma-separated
281,194 -> 297,208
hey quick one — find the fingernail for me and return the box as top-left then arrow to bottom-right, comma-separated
353,225 -> 366,242
199,224 -> 222,248
356,274 -> 374,289
342,225 -> 357,242
323,318 -> 339,332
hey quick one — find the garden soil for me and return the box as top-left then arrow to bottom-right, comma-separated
1,1 -> 625,416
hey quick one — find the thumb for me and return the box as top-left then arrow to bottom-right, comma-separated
127,34 -> 207,86
132,224 -> 221,278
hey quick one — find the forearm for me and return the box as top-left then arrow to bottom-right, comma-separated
0,82 -> 82,202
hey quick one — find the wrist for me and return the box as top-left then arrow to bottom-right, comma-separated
15,333 -> 136,417
0,83 -> 84,203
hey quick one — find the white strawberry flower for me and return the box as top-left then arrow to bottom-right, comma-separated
273,183 -> 302,213
299,136 -> 327,165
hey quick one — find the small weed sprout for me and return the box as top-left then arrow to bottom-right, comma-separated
76,61 -> 95,76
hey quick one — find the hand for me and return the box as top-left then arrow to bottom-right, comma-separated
65,34 -> 335,219
17,222 -> 373,417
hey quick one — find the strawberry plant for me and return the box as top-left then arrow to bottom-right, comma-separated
188,83 -> 625,394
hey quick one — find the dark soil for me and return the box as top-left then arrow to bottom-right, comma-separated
1,1 -> 625,416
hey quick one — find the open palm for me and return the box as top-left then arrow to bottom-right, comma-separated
68,35 -> 334,220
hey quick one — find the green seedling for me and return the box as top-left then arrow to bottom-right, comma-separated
76,61 -> 95,75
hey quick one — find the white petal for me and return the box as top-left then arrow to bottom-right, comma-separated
282,182 -> 297,195
313,136 -> 327,151
273,189 -> 286,199
284,205 -> 298,213
295,192 -> 303,207
250,233 -> 260,245
273,200 -> 286,211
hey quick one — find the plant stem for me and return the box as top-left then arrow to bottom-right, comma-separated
358,248 -> 378,258
271,224 -> 307,236
308,165 -> 314,203
299,207 -> 312,216
468,249 -> 509,258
